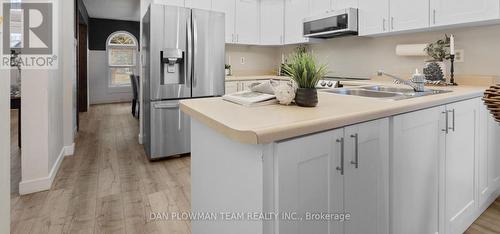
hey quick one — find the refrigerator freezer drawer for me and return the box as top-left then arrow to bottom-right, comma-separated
148,100 -> 190,159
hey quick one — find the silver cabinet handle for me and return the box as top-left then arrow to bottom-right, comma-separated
382,18 -> 386,31
336,138 -> 345,175
433,9 -> 436,24
448,109 -> 456,132
391,17 -> 394,30
350,134 -> 359,169
442,111 -> 449,134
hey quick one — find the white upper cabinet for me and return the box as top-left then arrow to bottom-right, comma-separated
358,0 -> 389,36
260,0 -> 284,45
430,0 -> 500,27
333,0 -> 358,10
185,0 -> 212,10
284,0 -> 310,44
309,0 -> 331,17
235,0 -> 261,45
154,0 -> 185,7
389,0 -> 429,32
212,0 -> 236,43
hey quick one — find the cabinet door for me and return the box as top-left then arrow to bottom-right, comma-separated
344,119 -> 389,234
430,0 -> 500,27
260,0 -> 284,45
332,0 -> 358,10
212,0 -> 236,43
358,0 -> 389,36
155,0 -> 185,7
235,0 -> 260,45
391,106 -> 446,234
225,81 -> 238,94
284,0 -> 309,44
488,114 -> 500,191
185,0 -> 212,10
276,129 -> 344,234
444,99 -> 479,234
309,0 -> 331,17
389,0 -> 429,32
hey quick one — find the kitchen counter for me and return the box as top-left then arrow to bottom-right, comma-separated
180,83 -> 487,144
225,75 -> 289,81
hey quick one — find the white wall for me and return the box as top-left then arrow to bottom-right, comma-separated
285,24 -> 500,78
19,0 -> 75,195
88,51 -> 134,104
0,69 -> 11,233
63,0 -> 76,147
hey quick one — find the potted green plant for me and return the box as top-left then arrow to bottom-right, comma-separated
424,35 -> 451,81
282,52 -> 328,107
225,64 -> 231,76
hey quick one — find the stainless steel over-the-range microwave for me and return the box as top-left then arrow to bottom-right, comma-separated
303,8 -> 358,38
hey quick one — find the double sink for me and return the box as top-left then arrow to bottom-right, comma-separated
320,85 -> 452,100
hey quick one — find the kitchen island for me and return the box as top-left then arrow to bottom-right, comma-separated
180,82 -> 500,234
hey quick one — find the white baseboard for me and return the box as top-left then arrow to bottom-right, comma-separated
138,133 -> 143,145
64,143 -> 75,156
19,144 -> 72,195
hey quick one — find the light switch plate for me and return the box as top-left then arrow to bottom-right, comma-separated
240,57 -> 246,64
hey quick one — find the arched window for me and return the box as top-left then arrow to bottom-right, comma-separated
106,31 -> 138,87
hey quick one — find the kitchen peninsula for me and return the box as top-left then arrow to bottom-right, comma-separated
180,82 -> 500,234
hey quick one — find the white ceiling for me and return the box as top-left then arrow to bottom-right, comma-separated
82,0 -> 140,21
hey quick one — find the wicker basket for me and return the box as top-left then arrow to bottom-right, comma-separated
483,84 -> 500,123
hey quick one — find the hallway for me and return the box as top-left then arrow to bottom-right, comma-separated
10,103 -> 191,234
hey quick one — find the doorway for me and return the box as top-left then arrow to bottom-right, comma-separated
77,14 -> 89,130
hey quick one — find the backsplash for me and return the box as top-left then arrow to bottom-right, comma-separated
283,24 -> 500,79
225,45 -> 281,76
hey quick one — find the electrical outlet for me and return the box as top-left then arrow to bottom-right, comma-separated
240,57 -> 246,65
455,49 -> 464,62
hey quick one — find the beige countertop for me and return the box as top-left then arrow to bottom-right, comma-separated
180,82 -> 488,145
225,75 -> 289,81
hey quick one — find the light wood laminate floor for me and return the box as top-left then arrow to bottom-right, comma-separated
9,103 -> 500,234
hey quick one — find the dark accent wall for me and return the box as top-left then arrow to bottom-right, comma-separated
88,18 -> 140,51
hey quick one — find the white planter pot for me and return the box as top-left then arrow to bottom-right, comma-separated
225,69 -> 231,76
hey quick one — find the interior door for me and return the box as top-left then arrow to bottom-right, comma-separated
150,5 -> 191,101
444,99 -> 479,234
77,23 -> 88,113
191,9 -> 225,98
344,119 -> 389,234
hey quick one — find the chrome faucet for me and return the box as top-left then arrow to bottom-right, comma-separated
377,70 -> 426,92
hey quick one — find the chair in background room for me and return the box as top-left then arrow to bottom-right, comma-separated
130,75 -> 140,118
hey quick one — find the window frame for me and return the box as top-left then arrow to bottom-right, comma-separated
105,31 -> 138,89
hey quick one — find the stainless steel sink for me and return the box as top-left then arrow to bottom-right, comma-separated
322,89 -> 403,99
320,85 -> 452,100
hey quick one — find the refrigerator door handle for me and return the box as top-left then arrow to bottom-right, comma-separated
186,14 -> 193,88
192,14 -> 198,87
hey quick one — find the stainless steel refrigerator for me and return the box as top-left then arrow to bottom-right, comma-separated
142,4 -> 225,160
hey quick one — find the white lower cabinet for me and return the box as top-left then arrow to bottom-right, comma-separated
391,105 -> 445,234
225,81 -> 239,94
392,98 -> 483,234
444,99 -> 480,234
276,118 -> 389,234
479,105 -> 500,208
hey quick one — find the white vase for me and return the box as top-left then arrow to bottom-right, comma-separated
225,69 -> 231,76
